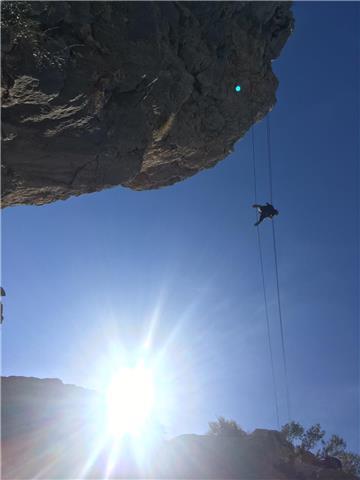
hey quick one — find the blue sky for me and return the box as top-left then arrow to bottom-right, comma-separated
2,3 -> 359,451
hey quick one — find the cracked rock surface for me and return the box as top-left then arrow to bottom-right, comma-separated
1,1 -> 294,207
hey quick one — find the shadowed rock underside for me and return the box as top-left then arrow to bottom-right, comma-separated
1,1 -> 294,207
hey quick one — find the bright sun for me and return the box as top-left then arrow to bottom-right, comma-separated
106,364 -> 155,438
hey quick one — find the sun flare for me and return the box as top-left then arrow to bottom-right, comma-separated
106,364 -> 155,438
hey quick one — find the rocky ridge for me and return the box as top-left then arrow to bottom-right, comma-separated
1,376 -> 357,479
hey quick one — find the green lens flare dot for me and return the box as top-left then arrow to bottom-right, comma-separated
235,85 -> 241,92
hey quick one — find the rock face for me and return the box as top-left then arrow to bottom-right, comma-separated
2,376 -> 357,479
1,1 -> 294,207
1,376 -> 102,479
155,431 -> 295,479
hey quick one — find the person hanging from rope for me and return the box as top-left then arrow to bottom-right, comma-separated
253,203 -> 279,226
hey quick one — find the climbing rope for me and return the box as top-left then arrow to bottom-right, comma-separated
266,115 -> 291,422
266,116 -> 274,204
251,127 -> 280,429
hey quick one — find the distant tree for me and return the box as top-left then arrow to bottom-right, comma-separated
300,424 -> 325,452
319,434 -> 347,457
207,416 -> 246,437
281,421 -> 360,477
281,422 -> 325,452
338,452 -> 360,477
281,421 -> 304,445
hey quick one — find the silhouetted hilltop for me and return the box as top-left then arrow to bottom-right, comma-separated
2,1 -> 293,207
2,376 -> 357,479
2,376 -> 100,438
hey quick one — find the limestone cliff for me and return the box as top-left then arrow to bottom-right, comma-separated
2,376 -> 357,479
1,1 -> 293,207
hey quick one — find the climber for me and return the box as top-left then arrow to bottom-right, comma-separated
253,203 -> 279,226
0,287 -> 5,324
